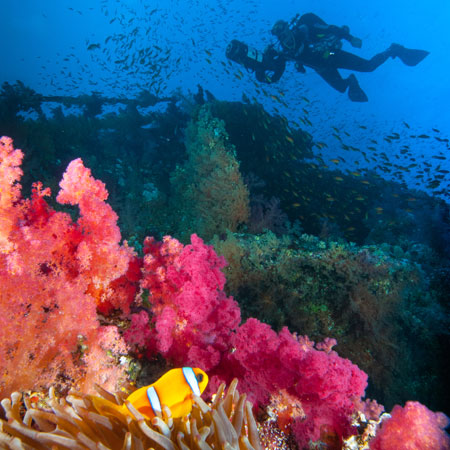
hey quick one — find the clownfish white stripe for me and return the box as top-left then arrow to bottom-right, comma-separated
182,367 -> 201,397
147,386 -> 162,415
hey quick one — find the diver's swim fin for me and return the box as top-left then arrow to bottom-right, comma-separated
347,74 -> 368,102
389,43 -> 430,66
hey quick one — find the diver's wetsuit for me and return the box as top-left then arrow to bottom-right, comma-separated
229,12 -> 428,101
304,49 -> 392,95
288,13 -> 391,94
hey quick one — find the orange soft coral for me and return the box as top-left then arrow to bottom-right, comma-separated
0,139 -> 133,397
0,136 -> 24,253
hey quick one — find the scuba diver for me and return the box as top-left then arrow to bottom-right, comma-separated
226,13 -> 429,102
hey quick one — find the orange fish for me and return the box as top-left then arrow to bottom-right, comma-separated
92,367 -> 208,420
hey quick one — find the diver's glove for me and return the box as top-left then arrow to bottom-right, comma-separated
350,36 -> 362,48
339,25 -> 362,48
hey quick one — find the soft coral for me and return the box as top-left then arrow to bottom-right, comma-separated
227,319 -> 368,447
129,234 -> 241,370
370,401 -> 450,450
0,140 -> 133,396
126,233 -> 367,447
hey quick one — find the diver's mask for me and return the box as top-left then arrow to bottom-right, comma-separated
271,20 -> 295,51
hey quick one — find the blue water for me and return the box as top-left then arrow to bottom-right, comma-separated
1,0 -> 449,196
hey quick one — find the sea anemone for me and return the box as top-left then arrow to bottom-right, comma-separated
0,379 -> 261,450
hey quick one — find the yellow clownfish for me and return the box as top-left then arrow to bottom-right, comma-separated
92,367 -> 208,420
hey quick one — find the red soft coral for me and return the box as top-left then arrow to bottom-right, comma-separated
370,401 -> 450,450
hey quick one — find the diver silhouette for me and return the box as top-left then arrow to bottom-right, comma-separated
226,13 -> 429,102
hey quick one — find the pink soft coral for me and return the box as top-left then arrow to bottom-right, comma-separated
227,318 -> 367,447
128,234 -> 241,370
126,233 -> 368,447
370,401 -> 450,450
0,139 -> 133,397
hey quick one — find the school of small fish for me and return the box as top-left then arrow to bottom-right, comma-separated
32,0 -> 448,209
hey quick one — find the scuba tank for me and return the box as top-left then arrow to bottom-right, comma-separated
309,35 -> 342,58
